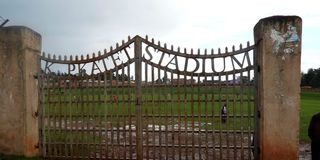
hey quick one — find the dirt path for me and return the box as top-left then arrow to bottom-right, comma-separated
299,143 -> 311,160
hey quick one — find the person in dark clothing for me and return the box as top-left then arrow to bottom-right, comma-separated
308,112 -> 320,160
221,103 -> 227,123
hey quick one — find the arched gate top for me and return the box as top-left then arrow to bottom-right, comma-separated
41,35 -> 255,76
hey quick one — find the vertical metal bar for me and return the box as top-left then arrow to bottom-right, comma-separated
77,73 -> 82,158
253,46 -> 259,160
73,73 -> 79,158
55,75 -> 59,157
64,70 -> 69,158
145,63 -> 149,159
218,73 -> 222,160
128,64 -> 133,160
157,68 -> 162,159
78,70 -> 84,158
164,70 -> 169,160
90,72 -> 96,159
197,73 -> 201,159
151,66 -> 156,160
115,66 -> 120,160
240,71 -> 244,160
163,70 -> 169,159
177,73 -> 182,160
232,71 -> 237,160
225,73 -> 230,159
109,71 -> 115,159
191,73 -> 195,160
134,36 -> 143,160
183,73 -> 188,160
247,68 -> 252,160
97,73 -> 103,159
104,71 -> 109,159
210,75 -> 215,159
121,64 -> 126,160
37,69 -> 44,158
47,76 -> 51,158
57,75 -> 63,157
43,72 -> 49,158
46,73 -> 51,158
53,75 -> 58,157
211,64 -> 216,160
204,75 -> 209,159
68,71 -> 74,158
85,74 -> 91,159
170,71 -> 174,160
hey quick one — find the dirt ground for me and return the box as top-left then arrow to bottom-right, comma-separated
299,143 -> 311,160
43,119 -> 312,159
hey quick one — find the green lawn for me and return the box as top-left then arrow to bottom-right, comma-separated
300,91 -> 320,142
41,84 -> 319,142
1,90 -> 317,159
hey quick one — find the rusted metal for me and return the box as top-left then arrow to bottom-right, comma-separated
134,36 -> 143,160
39,35 -> 256,159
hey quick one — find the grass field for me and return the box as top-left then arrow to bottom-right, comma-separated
1,90 -> 318,159
300,91 -> 320,142
41,84 -> 319,142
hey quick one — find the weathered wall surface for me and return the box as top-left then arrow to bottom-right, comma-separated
254,16 -> 302,160
0,26 -> 41,156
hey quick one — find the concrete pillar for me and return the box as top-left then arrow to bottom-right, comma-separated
0,26 -> 41,156
254,16 -> 302,159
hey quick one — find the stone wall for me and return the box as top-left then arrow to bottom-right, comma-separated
0,26 -> 41,156
254,16 -> 302,159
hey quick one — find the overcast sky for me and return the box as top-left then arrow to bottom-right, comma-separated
1,0 -> 319,72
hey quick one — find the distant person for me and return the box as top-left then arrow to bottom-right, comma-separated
308,112 -> 320,160
221,103 -> 227,123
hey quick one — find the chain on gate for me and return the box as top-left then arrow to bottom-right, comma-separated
38,35 -> 256,159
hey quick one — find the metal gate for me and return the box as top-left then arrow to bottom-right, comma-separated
38,35 -> 256,159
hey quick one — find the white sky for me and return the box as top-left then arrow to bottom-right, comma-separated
1,0 -> 319,72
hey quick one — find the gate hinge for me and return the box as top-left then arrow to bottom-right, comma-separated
33,75 -> 38,79
34,144 -> 39,149
257,111 -> 261,118
257,65 -> 260,73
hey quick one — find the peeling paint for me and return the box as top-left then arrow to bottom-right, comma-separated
270,24 -> 300,56
270,29 -> 285,54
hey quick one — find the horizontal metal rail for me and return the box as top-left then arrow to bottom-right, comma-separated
44,114 -> 254,118
43,99 -> 254,104
44,128 -> 254,134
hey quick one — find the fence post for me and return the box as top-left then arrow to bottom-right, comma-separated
0,26 -> 41,157
134,35 -> 143,160
254,16 -> 302,159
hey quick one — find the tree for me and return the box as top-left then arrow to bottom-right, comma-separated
301,68 -> 320,88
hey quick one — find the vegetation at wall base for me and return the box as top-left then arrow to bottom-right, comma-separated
0,154 -> 38,160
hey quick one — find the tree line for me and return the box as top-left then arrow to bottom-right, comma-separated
301,67 -> 320,88
42,69 -> 132,81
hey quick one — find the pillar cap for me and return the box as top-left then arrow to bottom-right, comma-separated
0,26 -> 41,37
254,15 -> 302,31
